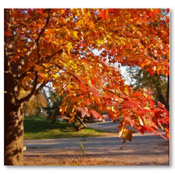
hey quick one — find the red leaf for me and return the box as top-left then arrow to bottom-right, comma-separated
91,79 -> 95,85
99,9 -> 108,21
108,111 -> 115,121
76,107 -> 91,118
157,102 -> 165,109
149,9 -> 160,17
89,109 -> 104,120
5,31 -> 12,37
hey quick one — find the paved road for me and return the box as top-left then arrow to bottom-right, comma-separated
24,115 -> 169,165
87,121 -> 119,132
24,133 -> 169,165
86,114 -> 133,133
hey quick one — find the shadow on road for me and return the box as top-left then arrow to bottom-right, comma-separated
24,134 -> 169,165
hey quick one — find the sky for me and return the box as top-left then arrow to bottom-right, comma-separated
92,48 -> 134,85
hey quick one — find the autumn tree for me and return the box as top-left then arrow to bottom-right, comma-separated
21,90 -> 48,116
4,9 -> 169,165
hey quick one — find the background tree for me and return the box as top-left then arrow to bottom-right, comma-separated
126,66 -> 169,109
43,88 -> 65,123
21,90 -> 48,116
4,9 -> 169,165
43,88 -> 104,131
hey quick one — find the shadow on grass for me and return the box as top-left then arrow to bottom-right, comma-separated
24,116 -> 73,133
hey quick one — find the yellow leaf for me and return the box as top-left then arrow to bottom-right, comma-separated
112,106 -> 115,112
98,63 -> 103,68
97,39 -> 104,45
106,106 -> 111,110
144,106 -> 150,110
66,29 -> 71,36
52,74 -> 59,78
86,11 -> 91,17
139,117 -> 144,126
67,42 -> 73,54
123,87 -> 129,95
73,31 -> 79,39
119,128 -> 126,137
81,9 -> 85,15
66,16 -> 73,22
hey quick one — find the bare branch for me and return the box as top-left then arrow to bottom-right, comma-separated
34,80 -> 49,96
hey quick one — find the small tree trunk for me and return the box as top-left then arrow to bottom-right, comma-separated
155,76 -> 169,110
166,75 -> 169,111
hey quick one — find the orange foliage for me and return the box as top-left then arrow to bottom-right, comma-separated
5,9 -> 169,142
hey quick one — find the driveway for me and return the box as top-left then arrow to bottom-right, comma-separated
24,133 -> 169,165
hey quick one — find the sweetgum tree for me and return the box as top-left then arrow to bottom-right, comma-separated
4,9 -> 169,165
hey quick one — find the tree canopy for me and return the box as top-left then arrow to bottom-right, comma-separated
5,9 -> 169,164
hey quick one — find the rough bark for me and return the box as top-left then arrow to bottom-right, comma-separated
4,69 -> 24,165
4,9 -> 24,165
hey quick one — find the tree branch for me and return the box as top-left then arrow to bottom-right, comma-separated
34,80 -> 49,96
17,71 -> 38,104
26,10 -> 51,57
45,49 -> 63,60
36,9 -> 51,64
56,64 -> 80,82
18,79 -> 48,104
17,10 -> 52,105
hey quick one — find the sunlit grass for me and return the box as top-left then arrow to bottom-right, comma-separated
24,115 -> 110,140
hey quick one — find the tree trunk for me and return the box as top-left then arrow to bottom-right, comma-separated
155,76 -> 169,110
4,70 -> 24,165
4,9 -> 24,165
4,104 -> 24,165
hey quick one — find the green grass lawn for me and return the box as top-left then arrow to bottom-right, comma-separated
24,115 -> 110,140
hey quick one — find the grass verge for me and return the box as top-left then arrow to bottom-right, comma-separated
24,115 -> 111,140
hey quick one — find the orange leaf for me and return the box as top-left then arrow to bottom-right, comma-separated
37,72 -> 45,78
